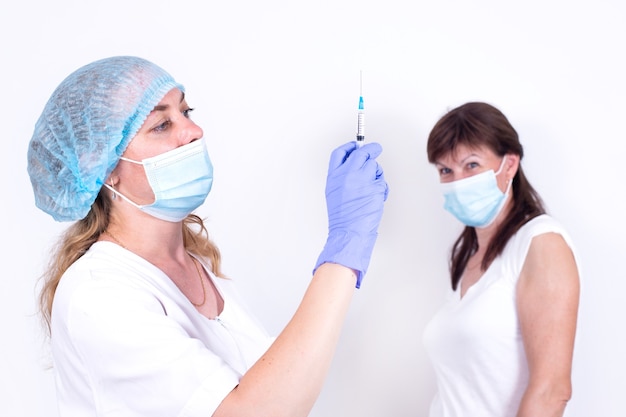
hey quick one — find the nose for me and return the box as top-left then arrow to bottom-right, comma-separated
180,117 -> 204,145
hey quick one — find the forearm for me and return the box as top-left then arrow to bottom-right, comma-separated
214,141 -> 387,416
516,382 -> 572,417
214,263 -> 356,417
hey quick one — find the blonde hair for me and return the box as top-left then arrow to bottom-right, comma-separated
38,191 -> 223,334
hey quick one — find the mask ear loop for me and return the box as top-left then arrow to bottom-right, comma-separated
496,156 -> 514,195
503,155 -> 520,198
110,180 -> 117,200
495,156 -> 508,176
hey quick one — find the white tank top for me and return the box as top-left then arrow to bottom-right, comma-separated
422,215 -> 577,417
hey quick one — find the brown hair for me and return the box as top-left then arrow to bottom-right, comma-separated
426,102 -> 546,290
38,191 -> 223,334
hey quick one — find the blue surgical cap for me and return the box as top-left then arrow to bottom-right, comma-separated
27,56 -> 184,221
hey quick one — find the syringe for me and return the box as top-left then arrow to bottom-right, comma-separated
356,70 -> 365,147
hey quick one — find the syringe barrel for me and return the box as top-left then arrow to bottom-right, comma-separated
357,111 -> 365,136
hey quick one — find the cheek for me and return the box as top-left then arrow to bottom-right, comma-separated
496,175 -> 510,193
118,164 -> 156,204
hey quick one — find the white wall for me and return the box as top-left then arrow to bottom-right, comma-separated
2,0 -> 624,415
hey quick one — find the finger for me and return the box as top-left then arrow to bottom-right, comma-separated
381,178 -> 390,202
375,161 -> 384,180
361,158 -> 381,179
371,162 -> 389,201
345,142 -> 383,169
328,141 -> 357,171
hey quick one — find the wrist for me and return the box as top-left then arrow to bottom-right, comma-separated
313,262 -> 358,284
313,229 -> 378,288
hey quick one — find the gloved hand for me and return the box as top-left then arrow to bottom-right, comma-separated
313,141 -> 389,288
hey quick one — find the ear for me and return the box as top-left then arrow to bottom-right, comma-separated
105,172 -> 119,187
504,153 -> 520,181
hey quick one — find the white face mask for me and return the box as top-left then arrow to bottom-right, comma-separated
439,156 -> 511,228
104,139 -> 213,222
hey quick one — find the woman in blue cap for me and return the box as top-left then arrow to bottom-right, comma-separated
422,102 -> 580,417
28,56 -> 388,417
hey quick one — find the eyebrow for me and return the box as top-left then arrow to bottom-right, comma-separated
458,153 -> 480,163
152,91 -> 186,112
435,152 -> 480,167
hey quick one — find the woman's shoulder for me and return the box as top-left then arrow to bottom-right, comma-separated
520,213 -> 564,233
501,214 -> 577,280
53,242 -> 181,329
515,214 -> 574,248
65,241 -> 160,281
57,242 -> 169,306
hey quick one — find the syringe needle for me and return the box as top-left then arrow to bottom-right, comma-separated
359,70 -> 363,97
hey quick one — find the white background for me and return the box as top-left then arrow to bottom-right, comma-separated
1,0 -> 624,415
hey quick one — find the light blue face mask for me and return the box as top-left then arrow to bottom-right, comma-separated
104,139 -> 213,222
439,157 -> 511,228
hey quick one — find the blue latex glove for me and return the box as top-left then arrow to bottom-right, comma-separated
314,141 -> 389,288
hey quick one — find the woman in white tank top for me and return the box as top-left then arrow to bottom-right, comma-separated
423,102 -> 580,417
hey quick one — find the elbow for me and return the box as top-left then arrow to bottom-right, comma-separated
562,383 -> 573,403
553,385 -> 572,410
550,378 -> 573,405
523,379 -> 573,413
548,381 -> 572,408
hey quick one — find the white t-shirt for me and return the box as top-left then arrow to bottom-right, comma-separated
51,241 -> 274,417
422,215 -> 578,417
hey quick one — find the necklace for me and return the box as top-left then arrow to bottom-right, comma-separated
104,230 -> 127,249
190,256 -> 207,307
103,230 -> 206,308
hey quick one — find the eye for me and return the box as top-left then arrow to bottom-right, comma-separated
467,161 -> 480,170
152,119 -> 171,133
183,107 -> 195,118
438,167 -> 451,176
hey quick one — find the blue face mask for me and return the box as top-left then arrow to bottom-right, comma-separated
105,139 -> 213,222
439,157 -> 511,228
